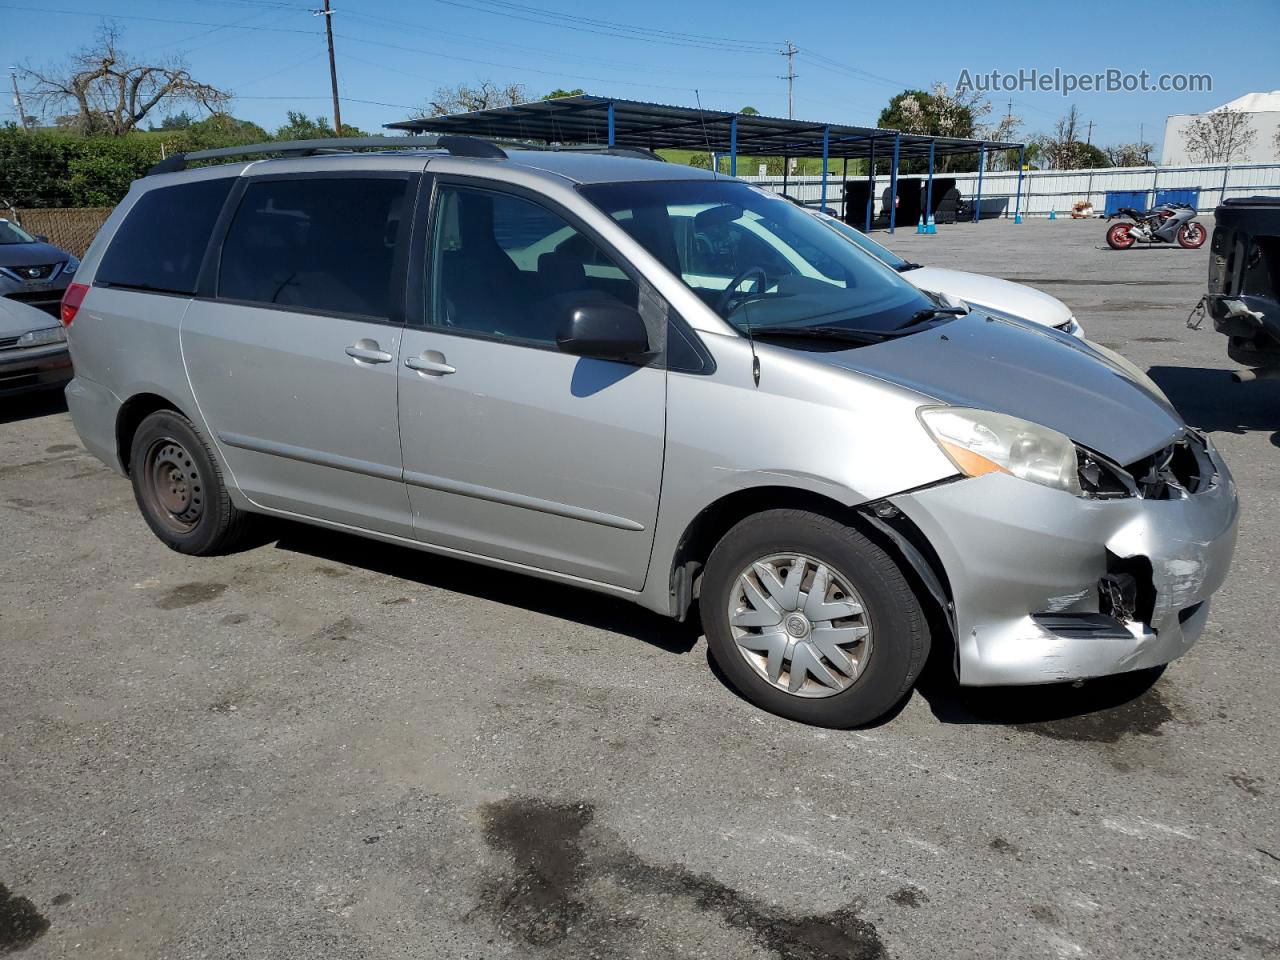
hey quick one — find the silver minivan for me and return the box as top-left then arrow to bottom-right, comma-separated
63,138 -> 1238,727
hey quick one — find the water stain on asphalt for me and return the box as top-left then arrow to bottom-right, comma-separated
888,886 -> 927,908
154,582 -> 227,610
44,445 -> 77,454
475,797 -> 886,960
989,838 -> 1018,855
1029,904 -> 1061,925
49,894 -> 72,907
219,613 -> 248,626
1229,773 -> 1264,797
0,883 -> 50,952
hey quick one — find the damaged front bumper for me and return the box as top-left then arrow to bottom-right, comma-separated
890,441 -> 1238,686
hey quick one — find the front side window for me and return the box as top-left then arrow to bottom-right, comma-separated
430,184 -> 638,346
96,178 -> 233,294
580,180 -> 932,334
0,220 -> 36,245
219,177 -> 407,319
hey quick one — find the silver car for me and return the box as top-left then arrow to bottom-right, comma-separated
63,138 -> 1238,727
0,294 -> 71,396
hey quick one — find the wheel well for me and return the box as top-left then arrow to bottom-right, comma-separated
116,393 -> 181,475
668,486 -> 955,657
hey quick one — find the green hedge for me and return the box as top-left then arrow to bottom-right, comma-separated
0,119 -> 271,207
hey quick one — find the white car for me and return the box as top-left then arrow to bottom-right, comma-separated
809,210 -> 1085,338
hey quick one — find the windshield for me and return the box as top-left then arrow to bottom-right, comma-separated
579,180 -> 933,333
0,220 -> 37,245
814,214 -> 912,270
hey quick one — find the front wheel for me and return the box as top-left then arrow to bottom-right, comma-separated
130,409 -> 252,555
1177,221 -> 1206,248
701,509 -> 929,727
1106,223 -> 1137,250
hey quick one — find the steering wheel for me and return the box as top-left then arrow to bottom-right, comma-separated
715,266 -> 769,317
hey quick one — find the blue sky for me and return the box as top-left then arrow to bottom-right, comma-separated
4,0 -> 1278,152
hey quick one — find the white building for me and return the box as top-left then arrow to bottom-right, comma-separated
1163,91 -> 1280,165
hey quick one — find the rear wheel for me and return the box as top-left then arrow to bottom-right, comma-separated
1106,223 -> 1136,250
1177,221 -> 1206,249
130,410 -> 251,555
701,509 -> 929,727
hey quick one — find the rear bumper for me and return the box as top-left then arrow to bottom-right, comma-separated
0,344 -> 72,396
891,442 -> 1239,686
65,375 -> 124,474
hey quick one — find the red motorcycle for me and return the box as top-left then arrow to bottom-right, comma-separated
1106,202 -> 1206,250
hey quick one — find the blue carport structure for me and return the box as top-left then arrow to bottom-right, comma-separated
387,95 -> 1024,233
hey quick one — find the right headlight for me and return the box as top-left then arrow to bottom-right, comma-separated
918,406 -> 1083,497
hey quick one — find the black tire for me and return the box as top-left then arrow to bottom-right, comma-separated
701,509 -> 929,727
129,409 -> 251,555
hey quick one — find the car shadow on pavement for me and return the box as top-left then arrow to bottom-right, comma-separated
914,654 -> 1170,738
272,523 -> 702,655
1148,365 -> 1280,443
0,389 -> 67,425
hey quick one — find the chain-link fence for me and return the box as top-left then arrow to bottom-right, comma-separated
9,207 -> 113,258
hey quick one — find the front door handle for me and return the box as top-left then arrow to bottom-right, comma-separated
405,351 -> 456,376
345,339 -> 393,364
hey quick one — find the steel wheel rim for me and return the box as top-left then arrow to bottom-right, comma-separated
726,552 -> 872,699
142,437 -> 204,533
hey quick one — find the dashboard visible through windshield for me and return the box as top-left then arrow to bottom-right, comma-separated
578,180 -> 933,334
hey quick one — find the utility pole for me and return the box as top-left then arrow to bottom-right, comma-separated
1085,119 -> 1094,145
315,0 -> 342,136
9,68 -> 29,131
778,41 -> 797,119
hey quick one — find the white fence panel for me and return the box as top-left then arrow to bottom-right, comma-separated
740,161 -> 1280,222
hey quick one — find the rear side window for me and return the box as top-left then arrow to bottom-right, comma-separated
218,177 -> 407,320
95,178 -> 232,294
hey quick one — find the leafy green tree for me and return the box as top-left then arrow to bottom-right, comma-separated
544,88 -> 585,100
155,111 -> 194,131
274,111 -> 369,140
739,106 -> 760,115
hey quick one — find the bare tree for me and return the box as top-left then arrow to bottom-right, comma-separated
22,23 -> 230,136
1183,107 -> 1257,163
416,81 -> 527,118
1104,142 -> 1154,167
1035,106 -> 1084,169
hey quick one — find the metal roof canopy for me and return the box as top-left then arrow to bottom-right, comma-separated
385,94 -> 1023,160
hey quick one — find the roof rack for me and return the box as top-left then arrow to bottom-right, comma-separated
145,134 -> 506,176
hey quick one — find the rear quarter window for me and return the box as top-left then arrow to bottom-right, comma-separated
95,178 -> 233,295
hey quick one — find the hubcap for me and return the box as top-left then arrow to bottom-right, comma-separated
143,438 -> 204,532
727,553 -> 872,698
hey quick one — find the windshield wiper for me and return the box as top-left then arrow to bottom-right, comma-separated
900,306 -> 967,329
893,262 -> 923,272
748,324 -> 893,344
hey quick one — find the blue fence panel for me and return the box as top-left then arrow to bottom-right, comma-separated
1104,190 -> 1150,216
1155,188 -> 1201,208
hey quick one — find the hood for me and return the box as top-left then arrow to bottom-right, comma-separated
904,266 -> 1073,329
0,241 -> 71,268
0,295 -> 61,336
822,313 -> 1184,465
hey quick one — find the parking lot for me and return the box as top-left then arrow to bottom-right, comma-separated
2,216 -> 1277,959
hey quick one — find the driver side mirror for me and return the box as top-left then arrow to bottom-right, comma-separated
556,300 -> 654,362
35,234 -> 49,243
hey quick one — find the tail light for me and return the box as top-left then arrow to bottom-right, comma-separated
61,282 -> 89,327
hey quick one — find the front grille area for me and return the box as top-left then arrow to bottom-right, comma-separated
1125,435 -> 1209,499
0,335 -> 19,350
3,263 -> 58,280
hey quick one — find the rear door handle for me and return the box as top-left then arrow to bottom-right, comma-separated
345,340 -> 393,364
405,352 -> 456,375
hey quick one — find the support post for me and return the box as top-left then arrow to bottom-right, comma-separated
888,133 -> 900,233
1014,145 -> 1025,222
973,146 -> 986,223
1221,164 -> 1232,206
607,102 -> 615,146
820,126 -> 830,212
865,139 -> 876,231
842,156 -> 848,220
1151,165 -> 1159,207
729,116 -> 737,177
926,140 -> 936,224
782,155 -> 790,195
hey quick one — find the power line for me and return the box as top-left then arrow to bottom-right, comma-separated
0,3 -> 321,35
